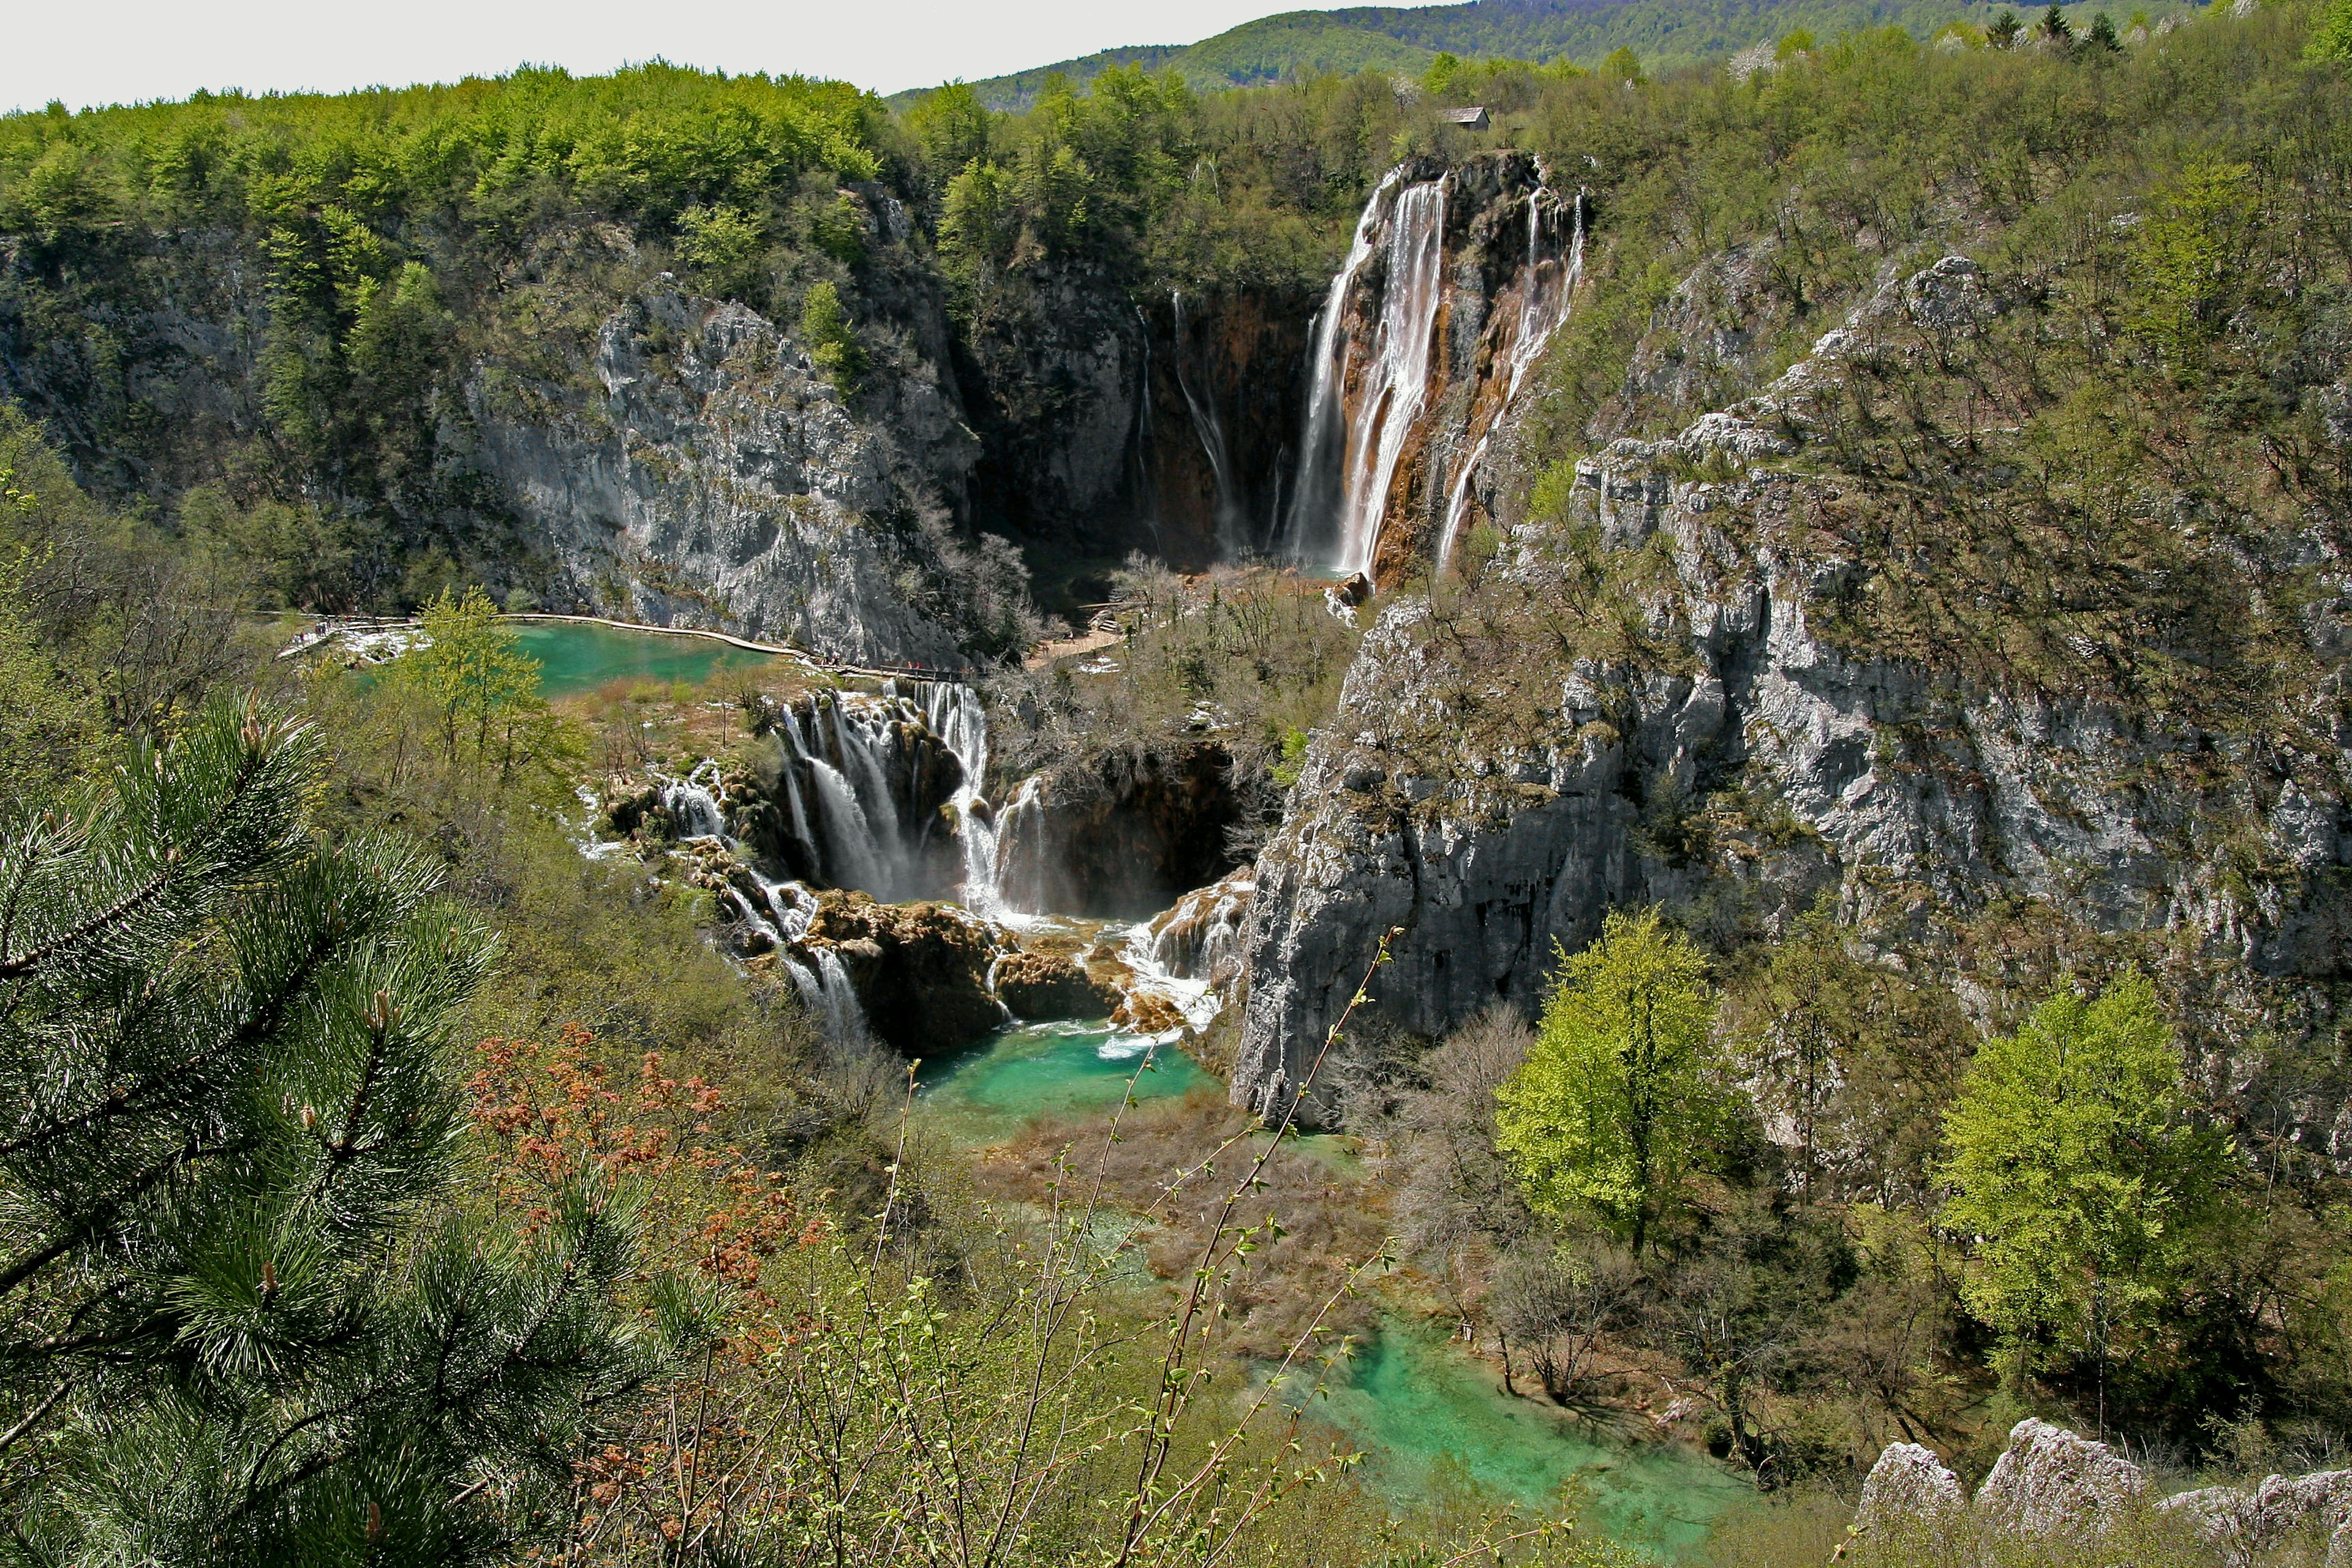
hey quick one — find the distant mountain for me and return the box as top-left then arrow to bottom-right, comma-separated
889,0 -> 2063,111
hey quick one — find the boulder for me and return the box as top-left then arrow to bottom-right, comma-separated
1974,1419 -> 2146,1539
995,949 -> 1119,1021
2157,1469 -> 2352,1565
1854,1443 -> 1966,1538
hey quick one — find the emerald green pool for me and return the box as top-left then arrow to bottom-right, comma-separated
508,620 -> 777,699
914,1020 -> 1211,1146
913,1019 -> 1744,1558
1308,1323 -> 1747,1558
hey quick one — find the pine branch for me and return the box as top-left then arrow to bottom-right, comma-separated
0,1376 -> 70,1459
0,854 -> 178,981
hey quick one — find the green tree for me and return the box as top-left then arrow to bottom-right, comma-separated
1599,46 -> 1647,83
396,586 -> 547,777
677,203 -> 767,301
906,81 -> 992,182
0,700 -> 659,1562
1496,909 -> 1725,1254
1938,973 -> 2236,1401
1988,7 -> 2026,45
2088,10 -> 2125,49
799,279 -> 865,393
2040,2 -> 2076,43
2129,156 -> 2257,370
2310,0 -> 2352,60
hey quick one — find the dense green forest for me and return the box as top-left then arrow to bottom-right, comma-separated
900,0 -> 2187,109
9,0 -> 2352,1562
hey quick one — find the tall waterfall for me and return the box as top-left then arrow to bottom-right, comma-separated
1334,178 -> 1449,578
1284,159 -> 1585,581
1283,170 -> 1401,561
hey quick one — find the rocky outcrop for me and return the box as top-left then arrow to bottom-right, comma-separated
1856,1426 -> 2352,1561
997,742 -> 1250,919
1235,253 -> 2352,1126
993,942 -> 1121,1021
1853,1442 -> 1966,1539
2160,1469 -> 2352,1565
1975,1419 -> 2147,1539
805,892 -> 1009,1052
471,286 -> 976,666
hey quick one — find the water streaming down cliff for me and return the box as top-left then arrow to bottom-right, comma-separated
1283,171 -> 1401,564
1170,291 -> 1245,557
1334,178 -> 1450,578
1283,156 -> 1585,581
1438,185 -> 1589,571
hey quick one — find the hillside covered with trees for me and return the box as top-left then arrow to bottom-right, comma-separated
9,0 -> 2352,1562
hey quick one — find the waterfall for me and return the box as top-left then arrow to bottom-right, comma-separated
1335,178 -> 1449,578
992,775 -> 1048,917
1283,169 -> 1401,562
1437,186 -> 1589,573
813,948 -> 869,1039
1132,306 -> 1162,550
894,679 -> 1013,922
663,760 -> 727,839
1170,290 -> 1244,556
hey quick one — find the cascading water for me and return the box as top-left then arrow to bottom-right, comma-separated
1284,170 -> 1402,562
1170,290 -> 1245,557
1437,186 -> 1588,572
992,775 -> 1048,918
663,760 -> 728,839
894,679 -> 1017,924
1335,178 -> 1449,578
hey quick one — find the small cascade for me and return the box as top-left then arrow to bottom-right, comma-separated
1335,178 -> 1450,578
663,760 -> 728,839
992,775 -> 1049,918
1170,290 -> 1245,557
1150,872 -> 1254,981
1284,170 -> 1402,561
812,948 -> 869,1039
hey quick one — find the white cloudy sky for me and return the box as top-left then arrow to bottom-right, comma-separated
6,0 -> 1304,115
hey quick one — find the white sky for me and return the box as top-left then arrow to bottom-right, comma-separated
6,0 -> 1311,116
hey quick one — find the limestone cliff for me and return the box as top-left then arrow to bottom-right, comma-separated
1236,254 -> 2352,1126
470,285 -> 978,665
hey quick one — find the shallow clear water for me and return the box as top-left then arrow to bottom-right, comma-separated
1308,1323 -> 1747,1557
914,1019 -> 1210,1146
510,621 -> 776,699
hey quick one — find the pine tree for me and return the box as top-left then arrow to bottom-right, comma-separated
0,699 -> 657,1564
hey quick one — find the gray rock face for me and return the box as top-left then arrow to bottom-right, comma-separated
1975,1418 -> 2146,1538
470,288 -> 978,666
1233,258 -> 2352,1126
2160,1468 -> 2352,1565
1854,1442 -> 1966,1537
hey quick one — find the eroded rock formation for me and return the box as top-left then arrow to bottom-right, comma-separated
996,742 -> 1249,919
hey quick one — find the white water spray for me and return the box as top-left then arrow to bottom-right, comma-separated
1333,178 -> 1449,578
1283,170 -> 1401,561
